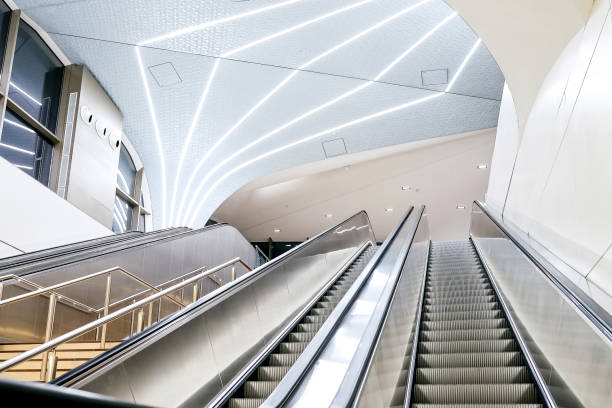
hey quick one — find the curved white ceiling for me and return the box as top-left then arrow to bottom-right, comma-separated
16,0 -> 504,228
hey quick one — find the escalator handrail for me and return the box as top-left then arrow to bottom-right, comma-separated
53,210 -> 376,386
471,237 -> 557,408
330,205 -> 425,407
261,206 -> 417,407
0,377 -> 147,408
474,200 -> 612,340
3,223 -> 226,278
208,240 -> 374,408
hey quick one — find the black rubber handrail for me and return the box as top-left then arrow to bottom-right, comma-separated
0,377 -> 148,407
53,211 -> 375,386
474,201 -> 611,340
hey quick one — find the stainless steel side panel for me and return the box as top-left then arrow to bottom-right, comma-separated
73,212 -> 375,408
284,211 -> 419,408
355,216 -> 429,407
470,205 -> 612,408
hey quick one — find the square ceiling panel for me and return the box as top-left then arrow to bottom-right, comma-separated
148,62 -> 182,87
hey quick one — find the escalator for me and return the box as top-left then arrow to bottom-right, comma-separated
409,241 -> 540,407
227,245 -> 377,408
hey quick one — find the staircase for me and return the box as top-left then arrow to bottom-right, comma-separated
0,341 -> 119,381
410,241 -> 542,407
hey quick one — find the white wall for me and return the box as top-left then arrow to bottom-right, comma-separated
486,0 -> 612,296
0,156 -> 112,255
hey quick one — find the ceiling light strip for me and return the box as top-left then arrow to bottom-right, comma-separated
185,37 -> 483,226
135,47 -> 168,228
9,82 -> 43,106
181,6 -> 451,224
446,38 -> 481,92
3,118 -> 36,134
177,0 -> 432,225
167,0 -> 373,225
139,0 -> 305,45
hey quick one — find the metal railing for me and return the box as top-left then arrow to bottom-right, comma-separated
0,258 -> 251,382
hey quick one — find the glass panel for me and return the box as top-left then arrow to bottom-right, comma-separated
0,1 -> 11,75
112,195 -> 133,233
0,109 -> 52,185
117,143 -> 136,196
9,22 -> 63,132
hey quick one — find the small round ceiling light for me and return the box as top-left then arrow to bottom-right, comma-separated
385,208 -> 393,212
477,163 -> 488,169
401,185 -> 410,191
324,213 -> 333,218
273,228 -> 281,233
456,205 -> 466,210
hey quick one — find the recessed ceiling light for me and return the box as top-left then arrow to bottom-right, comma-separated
401,185 -> 410,191
456,205 -> 466,210
477,163 -> 488,169
285,244 -> 292,247
385,208 -> 394,212
324,214 -> 333,218
274,228 -> 281,233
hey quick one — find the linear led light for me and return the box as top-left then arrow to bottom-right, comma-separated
112,208 -> 125,233
4,118 -> 36,134
168,0 -> 373,225
446,38 -> 481,92
115,197 -> 129,222
135,47 -> 168,228
456,205 -> 466,210
178,0 -> 433,225
477,163 -> 487,169
184,38 -> 483,226
0,142 -> 35,155
9,82 -> 42,106
139,0 -> 304,46
15,164 -> 33,170
117,170 -> 131,193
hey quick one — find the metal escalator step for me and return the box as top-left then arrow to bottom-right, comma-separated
303,314 -> 327,324
309,308 -> 331,316
422,318 -> 506,331
424,296 -> 496,306
424,303 -> 499,313
412,384 -> 539,404
411,404 -> 542,408
417,352 -> 524,368
426,278 -> 487,285
316,301 -> 336,309
425,283 -> 491,291
425,289 -> 494,298
244,380 -> 280,398
415,366 -> 530,384
257,366 -> 290,381
417,339 -> 518,354
420,328 -> 512,342
288,332 -> 315,342
228,398 -> 266,408
279,342 -> 308,354
297,323 -> 323,332
423,310 -> 502,321
268,353 -> 299,366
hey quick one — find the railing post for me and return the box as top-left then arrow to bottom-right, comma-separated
231,265 -> 236,281
45,348 -> 57,382
192,282 -> 199,303
100,273 -> 112,349
135,308 -> 144,334
147,302 -> 153,328
0,281 -> 3,300
157,298 -> 162,322
40,293 -> 57,381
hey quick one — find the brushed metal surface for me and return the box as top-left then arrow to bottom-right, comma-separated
355,217 -> 429,407
283,209 -> 422,408
470,205 -> 612,408
72,212 -> 375,408
0,224 -> 257,343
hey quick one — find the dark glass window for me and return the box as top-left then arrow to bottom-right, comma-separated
112,195 -> 133,233
0,109 -> 52,185
9,22 -> 63,132
117,144 -> 136,196
0,1 -> 11,74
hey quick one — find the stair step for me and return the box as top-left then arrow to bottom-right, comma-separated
228,398 -> 266,408
420,328 -> 513,341
423,310 -> 502,321
422,318 -> 507,331
257,366 -> 290,381
417,352 -> 524,368
418,340 -> 518,354
243,380 -> 279,398
415,367 -> 531,384
412,384 -> 539,404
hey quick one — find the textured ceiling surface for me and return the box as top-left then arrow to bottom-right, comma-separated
16,0 -> 504,228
